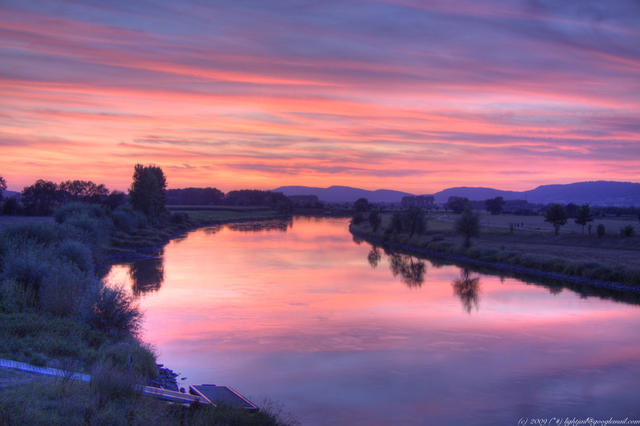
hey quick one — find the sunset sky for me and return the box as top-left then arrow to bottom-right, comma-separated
1,0 -> 639,193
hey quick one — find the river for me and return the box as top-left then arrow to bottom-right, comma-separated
105,216 -> 640,425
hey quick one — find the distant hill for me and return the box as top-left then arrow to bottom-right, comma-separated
274,185 -> 412,203
434,181 -> 640,206
276,181 -> 640,206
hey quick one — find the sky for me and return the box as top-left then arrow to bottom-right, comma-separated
1,0 -> 639,193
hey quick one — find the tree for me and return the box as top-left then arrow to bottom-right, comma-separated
545,204 -> 567,235
21,180 -> 61,215
59,180 -> 109,203
485,197 -> 505,215
0,176 -> 6,200
455,207 -> 479,248
574,204 -> 593,234
354,198 -> 369,213
129,164 -> 167,219
388,211 -> 403,234
404,206 -> 426,237
597,223 -> 605,238
368,210 -> 381,232
565,203 -> 579,218
446,196 -> 470,214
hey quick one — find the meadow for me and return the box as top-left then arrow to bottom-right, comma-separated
352,211 -> 640,287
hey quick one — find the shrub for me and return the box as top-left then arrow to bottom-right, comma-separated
89,286 -> 141,337
597,223 -> 605,238
57,240 -> 94,273
39,264 -> 100,317
620,225 -> 635,237
112,205 -> 148,233
170,212 -> 189,225
61,214 -> 111,249
1,247 -> 50,308
99,340 -> 157,380
54,202 -> 107,224
0,222 -> 61,247
90,360 -> 142,405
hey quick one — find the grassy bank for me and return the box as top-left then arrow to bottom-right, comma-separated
351,211 -> 640,288
0,203 -> 293,425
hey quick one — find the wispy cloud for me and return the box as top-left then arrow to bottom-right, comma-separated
0,0 -> 638,191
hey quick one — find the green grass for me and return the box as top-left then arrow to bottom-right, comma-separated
0,374 -> 294,426
354,211 -> 640,286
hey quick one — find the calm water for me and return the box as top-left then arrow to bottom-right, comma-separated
106,217 -> 640,425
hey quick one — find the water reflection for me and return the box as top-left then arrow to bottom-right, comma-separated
367,247 -> 381,268
389,253 -> 426,288
227,218 -> 292,233
451,268 -> 481,313
104,217 -> 640,425
130,256 -> 165,296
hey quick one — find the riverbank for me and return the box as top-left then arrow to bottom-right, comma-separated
0,206 -> 295,425
350,212 -> 640,292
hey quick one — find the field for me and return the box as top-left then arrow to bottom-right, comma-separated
168,205 -> 279,222
354,211 -> 640,286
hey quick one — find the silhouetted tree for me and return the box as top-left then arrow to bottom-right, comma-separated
388,211 -> 403,234
597,223 -> 605,238
446,196 -> 470,214
2,197 -> 21,215
129,164 -> 167,219
368,210 -> 381,232
354,198 -> 369,213
620,225 -> 635,237
404,206 -> 426,237
565,202 -> 579,218
485,196 -> 505,215
59,180 -> 109,203
452,268 -> 480,313
21,180 -> 61,215
574,204 -> 593,234
545,204 -> 567,235
103,190 -> 127,210
0,176 -> 6,200
455,207 -> 479,248
166,187 -> 224,205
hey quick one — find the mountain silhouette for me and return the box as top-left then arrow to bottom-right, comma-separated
275,181 -> 640,206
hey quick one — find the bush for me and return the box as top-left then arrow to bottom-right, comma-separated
89,286 -> 141,337
1,247 -> 50,308
99,340 -> 157,380
54,202 -> 107,224
597,223 -> 605,238
61,214 -> 111,249
90,360 -> 142,405
112,205 -> 148,233
57,240 -> 94,273
170,212 -> 189,225
620,225 -> 635,237
0,222 -> 61,247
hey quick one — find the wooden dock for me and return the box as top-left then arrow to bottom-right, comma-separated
190,384 -> 258,411
0,358 -> 256,409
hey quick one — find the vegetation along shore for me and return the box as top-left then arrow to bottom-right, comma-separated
349,200 -> 640,292
0,166 -> 295,425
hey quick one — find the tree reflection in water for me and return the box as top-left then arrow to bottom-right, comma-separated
130,256 -> 165,296
388,253 -> 426,288
367,246 -> 381,268
227,218 -> 292,233
452,268 -> 481,313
